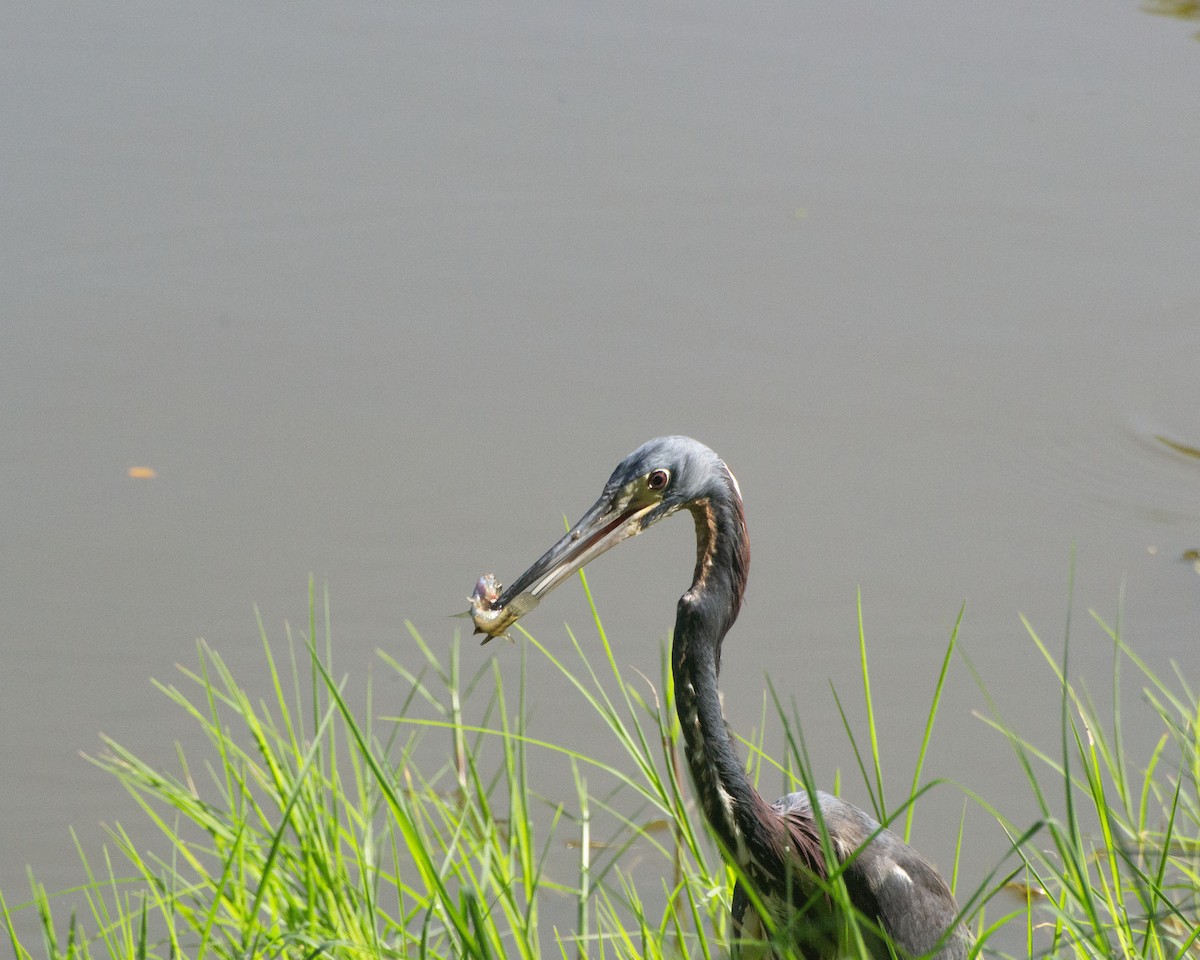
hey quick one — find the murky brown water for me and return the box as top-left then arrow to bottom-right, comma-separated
2,0 -> 1197,943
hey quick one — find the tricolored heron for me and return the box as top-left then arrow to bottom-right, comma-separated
470,436 -> 971,959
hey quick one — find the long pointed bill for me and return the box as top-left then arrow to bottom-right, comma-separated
469,491 -> 657,642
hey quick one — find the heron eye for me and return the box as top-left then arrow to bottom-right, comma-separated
647,469 -> 670,491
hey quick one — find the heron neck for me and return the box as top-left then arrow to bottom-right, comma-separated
672,492 -> 765,867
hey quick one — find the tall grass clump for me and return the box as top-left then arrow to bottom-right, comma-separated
1,575 -> 1195,960
973,599 -> 1200,959
0,578 -> 734,960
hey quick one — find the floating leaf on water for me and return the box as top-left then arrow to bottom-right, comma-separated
1141,0 -> 1200,21
1153,434 -> 1200,460
565,838 -> 615,850
1181,549 -> 1200,562
1002,880 -> 1048,902
127,466 -> 157,479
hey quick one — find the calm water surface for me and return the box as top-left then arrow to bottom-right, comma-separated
2,0 -> 1197,942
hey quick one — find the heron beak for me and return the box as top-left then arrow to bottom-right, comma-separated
474,490 -> 657,640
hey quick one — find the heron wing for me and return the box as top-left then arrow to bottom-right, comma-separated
866,840 -> 970,959
777,792 -> 969,960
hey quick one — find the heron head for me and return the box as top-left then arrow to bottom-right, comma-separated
471,436 -> 741,640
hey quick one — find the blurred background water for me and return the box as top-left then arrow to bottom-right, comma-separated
2,0 -> 1197,942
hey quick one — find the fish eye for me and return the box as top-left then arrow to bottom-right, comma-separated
647,468 -> 670,491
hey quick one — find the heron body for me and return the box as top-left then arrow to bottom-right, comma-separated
472,436 -> 971,959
